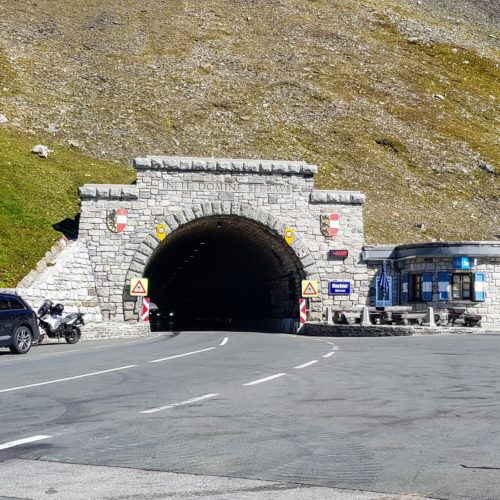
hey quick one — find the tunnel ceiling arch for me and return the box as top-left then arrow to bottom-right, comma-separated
144,215 -> 304,329
124,202 -> 322,330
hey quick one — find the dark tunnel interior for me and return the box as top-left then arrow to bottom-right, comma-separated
144,216 -> 304,331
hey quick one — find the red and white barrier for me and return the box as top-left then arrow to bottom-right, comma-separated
299,299 -> 307,325
141,297 -> 150,322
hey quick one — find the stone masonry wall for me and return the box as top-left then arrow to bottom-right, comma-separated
78,156 -> 368,324
1,240 -> 103,322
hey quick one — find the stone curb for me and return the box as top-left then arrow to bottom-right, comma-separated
299,322 -> 498,337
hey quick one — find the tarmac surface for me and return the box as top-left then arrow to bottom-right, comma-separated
1,331 -> 499,499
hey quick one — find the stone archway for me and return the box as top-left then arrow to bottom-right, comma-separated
123,202 -> 321,329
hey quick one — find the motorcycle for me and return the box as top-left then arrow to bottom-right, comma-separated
37,300 -> 84,344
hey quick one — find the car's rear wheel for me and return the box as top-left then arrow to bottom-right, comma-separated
9,325 -> 32,354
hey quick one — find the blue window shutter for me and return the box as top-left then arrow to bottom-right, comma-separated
438,272 -> 450,301
474,273 -> 486,302
422,272 -> 433,301
401,273 -> 409,303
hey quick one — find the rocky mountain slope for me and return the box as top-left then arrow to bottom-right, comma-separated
0,0 -> 498,251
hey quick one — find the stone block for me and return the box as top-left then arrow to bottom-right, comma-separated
192,160 -> 206,170
243,161 -> 259,173
260,163 -> 272,174
79,186 -> 97,199
219,192 -> 234,201
96,186 -> 110,198
133,158 -> 151,169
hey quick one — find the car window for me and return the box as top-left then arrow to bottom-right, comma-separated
9,298 -> 26,311
0,298 -> 10,311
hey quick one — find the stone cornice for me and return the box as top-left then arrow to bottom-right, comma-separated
133,156 -> 318,176
310,190 -> 365,205
79,184 -> 139,200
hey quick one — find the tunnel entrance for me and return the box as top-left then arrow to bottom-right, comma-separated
143,215 -> 305,332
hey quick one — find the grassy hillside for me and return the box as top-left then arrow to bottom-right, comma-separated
0,0 -> 498,286
0,129 -> 134,286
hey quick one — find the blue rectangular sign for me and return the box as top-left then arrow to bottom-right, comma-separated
329,280 -> 351,295
453,257 -> 471,270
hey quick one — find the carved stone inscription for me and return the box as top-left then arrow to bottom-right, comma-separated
163,181 -> 291,193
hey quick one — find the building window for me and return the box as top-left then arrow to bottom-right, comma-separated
451,273 -> 473,300
409,274 -> 423,301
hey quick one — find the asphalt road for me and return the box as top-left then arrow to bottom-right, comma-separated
1,331 -> 499,499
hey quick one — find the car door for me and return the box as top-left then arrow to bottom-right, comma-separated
0,297 -> 13,346
9,297 -> 27,332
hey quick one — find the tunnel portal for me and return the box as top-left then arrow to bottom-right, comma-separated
144,215 -> 305,331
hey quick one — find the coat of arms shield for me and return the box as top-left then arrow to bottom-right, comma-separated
320,213 -> 339,237
106,208 -> 127,233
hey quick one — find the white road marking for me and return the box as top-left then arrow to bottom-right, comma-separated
149,347 -> 216,363
220,337 -> 228,346
244,373 -> 286,386
141,393 -> 219,414
0,365 -> 137,393
0,435 -> 52,451
91,345 -> 112,349
323,352 -> 335,358
332,345 -> 339,351
294,360 -> 319,369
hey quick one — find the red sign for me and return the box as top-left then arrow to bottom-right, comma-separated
329,249 -> 349,259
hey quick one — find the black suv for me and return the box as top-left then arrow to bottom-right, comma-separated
0,293 -> 40,354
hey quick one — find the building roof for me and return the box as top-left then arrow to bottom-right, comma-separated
362,241 -> 500,261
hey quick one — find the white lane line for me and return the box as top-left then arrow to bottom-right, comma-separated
149,347 -> 216,363
141,393 -> 219,414
0,435 -> 52,451
0,365 -> 137,394
220,337 -> 228,346
323,352 -> 335,358
91,345 -> 112,349
294,360 -> 319,369
244,373 -> 286,386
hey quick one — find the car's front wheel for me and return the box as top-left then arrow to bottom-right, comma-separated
9,325 -> 32,354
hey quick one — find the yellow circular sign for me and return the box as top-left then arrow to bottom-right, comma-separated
284,227 -> 295,245
156,224 -> 167,241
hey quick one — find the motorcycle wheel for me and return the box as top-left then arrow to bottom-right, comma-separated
65,327 -> 81,344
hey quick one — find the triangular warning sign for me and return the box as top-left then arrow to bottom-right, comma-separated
132,281 -> 146,294
301,280 -> 319,297
130,278 -> 149,296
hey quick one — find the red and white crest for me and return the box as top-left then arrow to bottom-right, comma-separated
106,208 -> 127,233
320,213 -> 339,237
